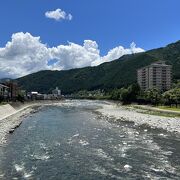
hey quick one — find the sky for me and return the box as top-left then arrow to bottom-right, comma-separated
0,0 -> 180,78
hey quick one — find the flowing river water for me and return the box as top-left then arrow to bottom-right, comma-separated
0,100 -> 180,179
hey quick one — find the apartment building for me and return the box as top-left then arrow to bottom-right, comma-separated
137,61 -> 172,91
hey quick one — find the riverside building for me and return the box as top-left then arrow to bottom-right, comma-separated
0,84 -> 9,98
137,61 -> 172,91
52,87 -> 61,99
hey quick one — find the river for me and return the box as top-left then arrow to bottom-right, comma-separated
0,100 -> 180,179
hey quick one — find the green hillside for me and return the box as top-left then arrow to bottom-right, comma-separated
16,41 -> 180,94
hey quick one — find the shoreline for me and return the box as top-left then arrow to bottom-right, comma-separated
0,105 -> 37,145
0,100 -> 63,145
1,99 -> 180,145
96,103 -> 180,133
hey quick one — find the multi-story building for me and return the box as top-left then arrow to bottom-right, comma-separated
137,61 -> 172,91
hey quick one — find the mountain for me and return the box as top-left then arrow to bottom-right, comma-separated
0,78 -> 12,83
16,41 -> 180,94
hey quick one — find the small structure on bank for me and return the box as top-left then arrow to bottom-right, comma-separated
52,87 -> 61,99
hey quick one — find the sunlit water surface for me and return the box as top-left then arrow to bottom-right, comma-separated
0,100 -> 180,179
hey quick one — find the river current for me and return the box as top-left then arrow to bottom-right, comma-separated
0,100 -> 180,179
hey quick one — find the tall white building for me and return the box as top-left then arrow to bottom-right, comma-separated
137,61 -> 172,91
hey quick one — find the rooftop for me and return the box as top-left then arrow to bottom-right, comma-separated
137,61 -> 171,71
0,84 -> 9,89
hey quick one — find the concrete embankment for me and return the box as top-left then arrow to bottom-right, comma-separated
0,103 -> 38,145
0,100 -> 63,145
0,104 -> 17,121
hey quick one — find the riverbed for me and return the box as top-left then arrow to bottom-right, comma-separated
0,100 -> 180,179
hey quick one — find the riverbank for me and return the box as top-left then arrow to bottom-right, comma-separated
0,103 -> 42,145
0,104 -> 36,145
0,101 -> 63,145
97,103 -> 180,133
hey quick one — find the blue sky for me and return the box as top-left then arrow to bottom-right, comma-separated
0,0 -> 180,78
1,0 -> 180,52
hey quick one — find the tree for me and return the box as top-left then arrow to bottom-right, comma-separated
119,84 -> 140,104
120,88 -> 130,104
127,83 -> 141,102
17,94 -> 25,103
110,83 -> 141,104
163,88 -> 180,107
144,88 -> 162,106
110,89 -> 122,100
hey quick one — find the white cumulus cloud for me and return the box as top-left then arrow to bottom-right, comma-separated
50,40 -> 100,70
0,32 -> 145,78
0,32 -> 50,78
45,8 -> 72,21
92,42 -> 144,66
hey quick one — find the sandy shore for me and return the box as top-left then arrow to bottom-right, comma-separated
97,103 -> 180,133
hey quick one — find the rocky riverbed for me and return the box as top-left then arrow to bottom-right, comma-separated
97,103 -> 180,133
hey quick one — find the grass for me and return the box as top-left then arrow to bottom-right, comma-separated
139,110 -> 180,118
129,104 -> 180,118
157,106 -> 180,112
0,102 -> 8,106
